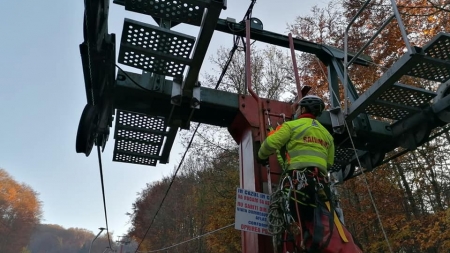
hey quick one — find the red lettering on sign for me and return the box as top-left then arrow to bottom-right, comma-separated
240,224 -> 261,233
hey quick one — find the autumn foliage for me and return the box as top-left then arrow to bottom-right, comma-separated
128,149 -> 241,252
0,169 -> 42,253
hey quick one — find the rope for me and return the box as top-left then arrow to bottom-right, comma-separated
267,189 -> 286,235
343,122 -> 394,252
315,55 -> 394,252
145,224 -> 235,252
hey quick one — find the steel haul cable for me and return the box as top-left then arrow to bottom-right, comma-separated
97,145 -> 114,249
133,122 -> 201,252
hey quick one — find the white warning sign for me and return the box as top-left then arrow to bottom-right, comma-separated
234,188 -> 271,236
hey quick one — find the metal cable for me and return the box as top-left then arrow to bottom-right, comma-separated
343,122 -> 394,253
96,145 -> 114,249
132,2 -> 259,251
134,122 -> 201,253
315,56 -> 394,252
145,224 -> 235,252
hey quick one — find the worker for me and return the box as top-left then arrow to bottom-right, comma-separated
258,95 -> 334,175
258,95 -> 363,253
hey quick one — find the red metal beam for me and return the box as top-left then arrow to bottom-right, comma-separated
245,19 -> 266,142
228,95 -> 293,253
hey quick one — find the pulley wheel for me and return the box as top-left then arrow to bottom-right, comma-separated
361,150 -> 386,171
342,163 -> 356,181
433,80 -> 450,123
76,104 -> 99,156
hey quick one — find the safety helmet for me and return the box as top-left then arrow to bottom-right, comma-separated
299,95 -> 325,116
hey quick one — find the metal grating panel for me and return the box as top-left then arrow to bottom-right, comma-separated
113,110 -> 167,166
124,0 -> 206,26
423,32 -> 450,61
116,129 -> 164,144
116,110 -> 166,132
115,139 -> 161,156
335,148 -> 356,163
113,153 -> 158,166
407,33 -> 450,82
365,103 -> 409,120
378,84 -> 435,107
365,84 -> 435,120
330,148 -> 356,172
118,19 -> 195,77
407,61 -> 450,83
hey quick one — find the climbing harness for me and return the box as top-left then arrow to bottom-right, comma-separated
264,109 -> 360,253
267,167 -> 342,253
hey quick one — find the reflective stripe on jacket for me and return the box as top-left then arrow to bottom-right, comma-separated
258,116 -> 334,175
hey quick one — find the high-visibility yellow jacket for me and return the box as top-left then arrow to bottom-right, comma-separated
258,114 -> 334,175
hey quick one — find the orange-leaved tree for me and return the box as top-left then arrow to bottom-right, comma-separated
0,168 -> 42,253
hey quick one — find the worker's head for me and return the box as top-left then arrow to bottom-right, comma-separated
297,95 -> 325,117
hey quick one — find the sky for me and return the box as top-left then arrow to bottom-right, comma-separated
0,0 -> 325,241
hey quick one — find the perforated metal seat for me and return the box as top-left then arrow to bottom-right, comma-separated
123,0 -> 208,26
348,33 -> 449,121
407,32 -> 450,83
364,82 -> 436,120
118,19 -> 195,77
113,110 -> 167,166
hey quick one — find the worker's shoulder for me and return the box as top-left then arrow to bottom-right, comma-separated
318,124 -> 334,141
283,118 -> 306,127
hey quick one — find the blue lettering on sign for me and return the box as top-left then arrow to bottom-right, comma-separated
247,220 -> 268,228
237,207 -> 247,213
255,216 -> 267,222
247,210 -> 268,217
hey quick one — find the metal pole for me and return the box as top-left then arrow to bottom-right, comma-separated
89,227 -> 105,253
344,0 -> 372,113
346,14 -> 395,67
288,33 -> 302,101
245,19 -> 266,141
389,0 -> 412,53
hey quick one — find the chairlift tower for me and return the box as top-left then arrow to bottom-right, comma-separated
76,0 -> 450,252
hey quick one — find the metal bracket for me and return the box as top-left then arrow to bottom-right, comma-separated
191,85 -> 201,109
171,78 -> 182,106
249,17 -> 263,30
329,107 -> 345,134
433,80 -> 450,123
139,72 -> 157,91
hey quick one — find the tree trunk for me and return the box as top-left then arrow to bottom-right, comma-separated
394,163 -> 419,217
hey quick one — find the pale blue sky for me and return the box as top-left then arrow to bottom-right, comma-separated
0,0 -> 322,240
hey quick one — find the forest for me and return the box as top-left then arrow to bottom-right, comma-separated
0,168 -> 139,253
126,0 -> 450,253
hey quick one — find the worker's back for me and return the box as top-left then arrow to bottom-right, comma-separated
283,116 -> 334,174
